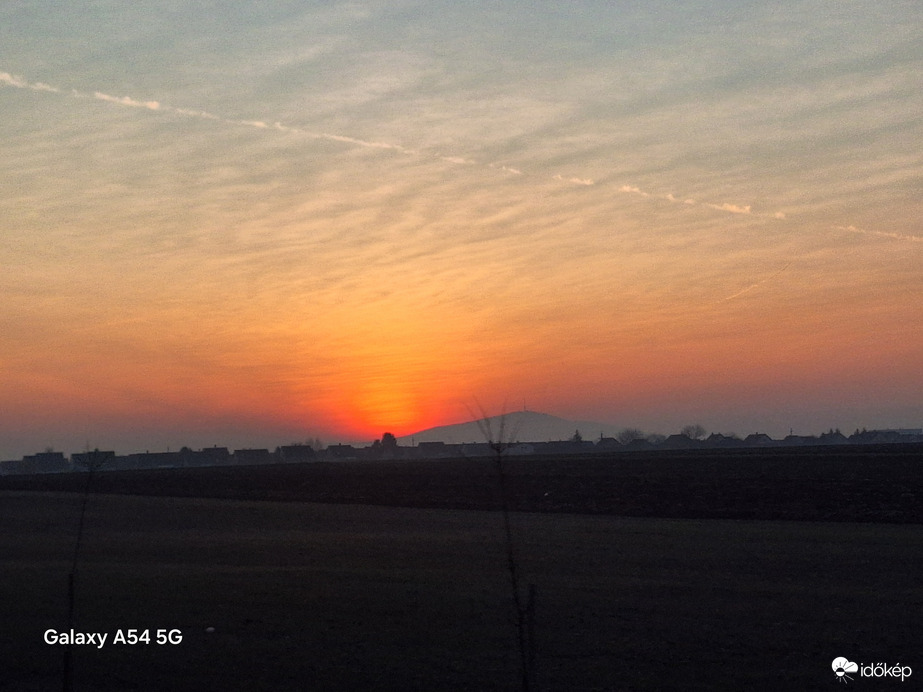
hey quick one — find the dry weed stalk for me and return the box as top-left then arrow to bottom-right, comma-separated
63,448 -> 106,692
469,404 -> 537,692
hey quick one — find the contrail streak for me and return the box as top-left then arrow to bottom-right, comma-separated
619,184 -> 786,221
0,70 -> 564,183
719,261 -> 793,302
4,69 -> 922,244
834,225 -> 922,243
0,70 -> 727,200
0,71 -> 58,92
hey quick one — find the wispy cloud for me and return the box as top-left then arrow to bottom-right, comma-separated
554,174 -> 594,186
0,69 -> 598,192
706,202 -> 751,215
439,155 -> 474,165
491,164 -> 523,175
2,0 -> 921,456
4,68 -> 911,249
619,183 -> 783,219
93,92 -> 161,110
320,132 -> 415,153
0,71 -> 59,92
4,69 -> 423,157
173,107 -> 221,120
834,225 -> 923,243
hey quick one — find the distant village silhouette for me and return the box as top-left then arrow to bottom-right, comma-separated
3,413 -> 921,475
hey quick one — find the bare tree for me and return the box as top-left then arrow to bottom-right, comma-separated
681,424 -> 707,440
306,436 -> 324,451
616,428 -> 646,445
469,404 -> 536,692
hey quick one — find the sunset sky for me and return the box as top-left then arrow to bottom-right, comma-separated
2,1 -> 921,459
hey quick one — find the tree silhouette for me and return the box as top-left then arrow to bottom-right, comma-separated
617,428 -> 645,444
681,424 -> 707,440
381,432 -> 397,451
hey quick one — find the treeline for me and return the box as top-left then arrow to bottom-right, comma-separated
2,426 -> 920,476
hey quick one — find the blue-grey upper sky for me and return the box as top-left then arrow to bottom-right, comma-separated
1,1 -> 921,458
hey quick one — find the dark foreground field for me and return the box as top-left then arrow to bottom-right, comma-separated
4,444 -> 923,523
2,493 -> 921,690
2,446 -> 921,690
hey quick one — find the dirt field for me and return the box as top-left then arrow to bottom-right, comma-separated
4,443 -> 923,523
2,489 -> 920,691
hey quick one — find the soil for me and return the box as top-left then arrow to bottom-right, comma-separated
3,443 -> 922,523
1,444 -> 921,690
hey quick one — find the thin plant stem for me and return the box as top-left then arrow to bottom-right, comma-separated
469,403 -> 535,692
63,450 -> 101,692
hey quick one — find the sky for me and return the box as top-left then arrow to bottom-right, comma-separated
1,1 -> 921,459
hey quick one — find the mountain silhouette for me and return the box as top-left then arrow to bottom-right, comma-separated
397,410 -> 621,445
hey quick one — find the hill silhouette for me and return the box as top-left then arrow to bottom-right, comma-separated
397,410 -> 621,445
